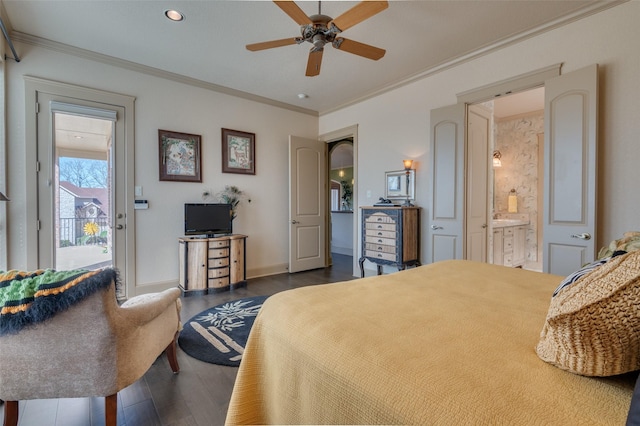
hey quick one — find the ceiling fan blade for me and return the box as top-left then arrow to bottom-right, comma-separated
274,1 -> 313,26
246,38 -> 299,51
333,37 -> 385,60
305,49 -> 323,77
329,1 -> 388,33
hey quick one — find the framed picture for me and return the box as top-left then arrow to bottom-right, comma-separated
221,128 -> 255,175
158,130 -> 202,182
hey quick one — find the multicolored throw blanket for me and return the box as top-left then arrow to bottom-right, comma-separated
0,268 -> 118,336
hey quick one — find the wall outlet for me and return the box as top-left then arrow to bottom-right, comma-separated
366,190 -> 372,198
135,186 -> 143,197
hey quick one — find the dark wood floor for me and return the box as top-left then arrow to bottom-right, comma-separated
1,254 -> 356,426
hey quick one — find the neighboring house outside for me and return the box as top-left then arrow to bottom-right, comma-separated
58,181 -> 109,247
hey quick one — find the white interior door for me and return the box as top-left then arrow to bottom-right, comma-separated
428,103 -> 466,262
466,105 -> 490,262
289,136 -> 327,273
543,64 -> 598,275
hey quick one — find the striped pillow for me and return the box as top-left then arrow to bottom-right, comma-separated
552,250 -> 626,297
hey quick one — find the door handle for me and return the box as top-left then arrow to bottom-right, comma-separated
482,224 -> 487,229
570,233 -> 591,240
291,220 -> 299,224
116,224 -> 124,230
431,225 -> 443,230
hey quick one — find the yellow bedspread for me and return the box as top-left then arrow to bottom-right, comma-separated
226,260 -> 636,425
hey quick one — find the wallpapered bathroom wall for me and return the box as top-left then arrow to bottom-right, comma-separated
494,111 -> 544,268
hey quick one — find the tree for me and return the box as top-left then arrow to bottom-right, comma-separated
59,157 -> 108,188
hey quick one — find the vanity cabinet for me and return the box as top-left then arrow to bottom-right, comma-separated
493,225 -> 526,268
358,206 -> 421,277
179,234 -> 247,295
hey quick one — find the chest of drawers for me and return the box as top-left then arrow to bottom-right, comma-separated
358,206 -> 421,277
178,234 -> 247,295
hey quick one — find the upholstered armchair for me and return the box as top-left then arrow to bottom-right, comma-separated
0,270 -> 182,426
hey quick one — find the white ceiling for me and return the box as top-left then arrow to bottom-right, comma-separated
493,86 -> 545,119
1,0 -> 620,115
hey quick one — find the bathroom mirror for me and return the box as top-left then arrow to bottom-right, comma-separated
385,169 -> 415,200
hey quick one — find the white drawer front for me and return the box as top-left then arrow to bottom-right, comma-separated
365,250 -> 396,261
365,243 -> 396,254
365,222 -> 396,232
365,236 -> 396,246
365,212 -> 397,224
503,237 -> 514,251
365,229 -> 396,239
503,254 -> 513,267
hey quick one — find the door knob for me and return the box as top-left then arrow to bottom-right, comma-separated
431,225 -> 443,230
482,224 -> 487,229
116,224 -> 124,230
291,220 -> 299,224
570,233 -> 591,240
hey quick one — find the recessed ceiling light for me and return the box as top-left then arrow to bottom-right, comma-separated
164,9 -> 185,22
297,93 -> 309,99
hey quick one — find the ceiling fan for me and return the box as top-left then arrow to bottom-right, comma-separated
246,1 -> 388,77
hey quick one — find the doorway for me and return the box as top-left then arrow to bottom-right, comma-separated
320,124 -> 359,277
26,77 -> 136,297
486,87 -> 545,271
328,140 -> 354,264
54,112 -> 114,271
430,64 -> 598,275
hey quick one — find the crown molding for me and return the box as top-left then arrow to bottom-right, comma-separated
8,0 -> 626,118
11,31 -> 319,117
318,0 -> 627,116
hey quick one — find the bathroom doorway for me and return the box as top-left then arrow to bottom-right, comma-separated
488,87 -> 544,271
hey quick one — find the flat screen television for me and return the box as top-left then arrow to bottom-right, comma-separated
184,203 -> 233,237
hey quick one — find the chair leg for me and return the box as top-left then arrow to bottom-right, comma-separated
165,331 -> 180,373
3,400 -> 18,426
105,394 -> 117,426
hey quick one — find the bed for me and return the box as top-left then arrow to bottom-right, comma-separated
225,260 -> 638,425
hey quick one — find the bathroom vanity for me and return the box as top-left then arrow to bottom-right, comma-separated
492,219 -> 528,268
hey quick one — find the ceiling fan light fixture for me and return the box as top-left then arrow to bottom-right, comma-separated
164,9 -> 185,22
247,0 -> 389,76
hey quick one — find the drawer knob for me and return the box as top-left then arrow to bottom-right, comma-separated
377,232 -> 382,236
377,239 -> 383,243
377,225 -> 383,229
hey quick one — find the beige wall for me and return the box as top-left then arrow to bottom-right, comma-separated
4,2 -> 639,284
5,42 -> 318,290
320,1 -> 640,262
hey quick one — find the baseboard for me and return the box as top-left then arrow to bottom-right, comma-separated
129,263 -> 291,297
247,263 -> 289,279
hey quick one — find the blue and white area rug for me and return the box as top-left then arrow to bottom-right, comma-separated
178,295 -> 268,367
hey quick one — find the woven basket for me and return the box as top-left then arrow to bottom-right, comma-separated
536,250 -> 640,376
